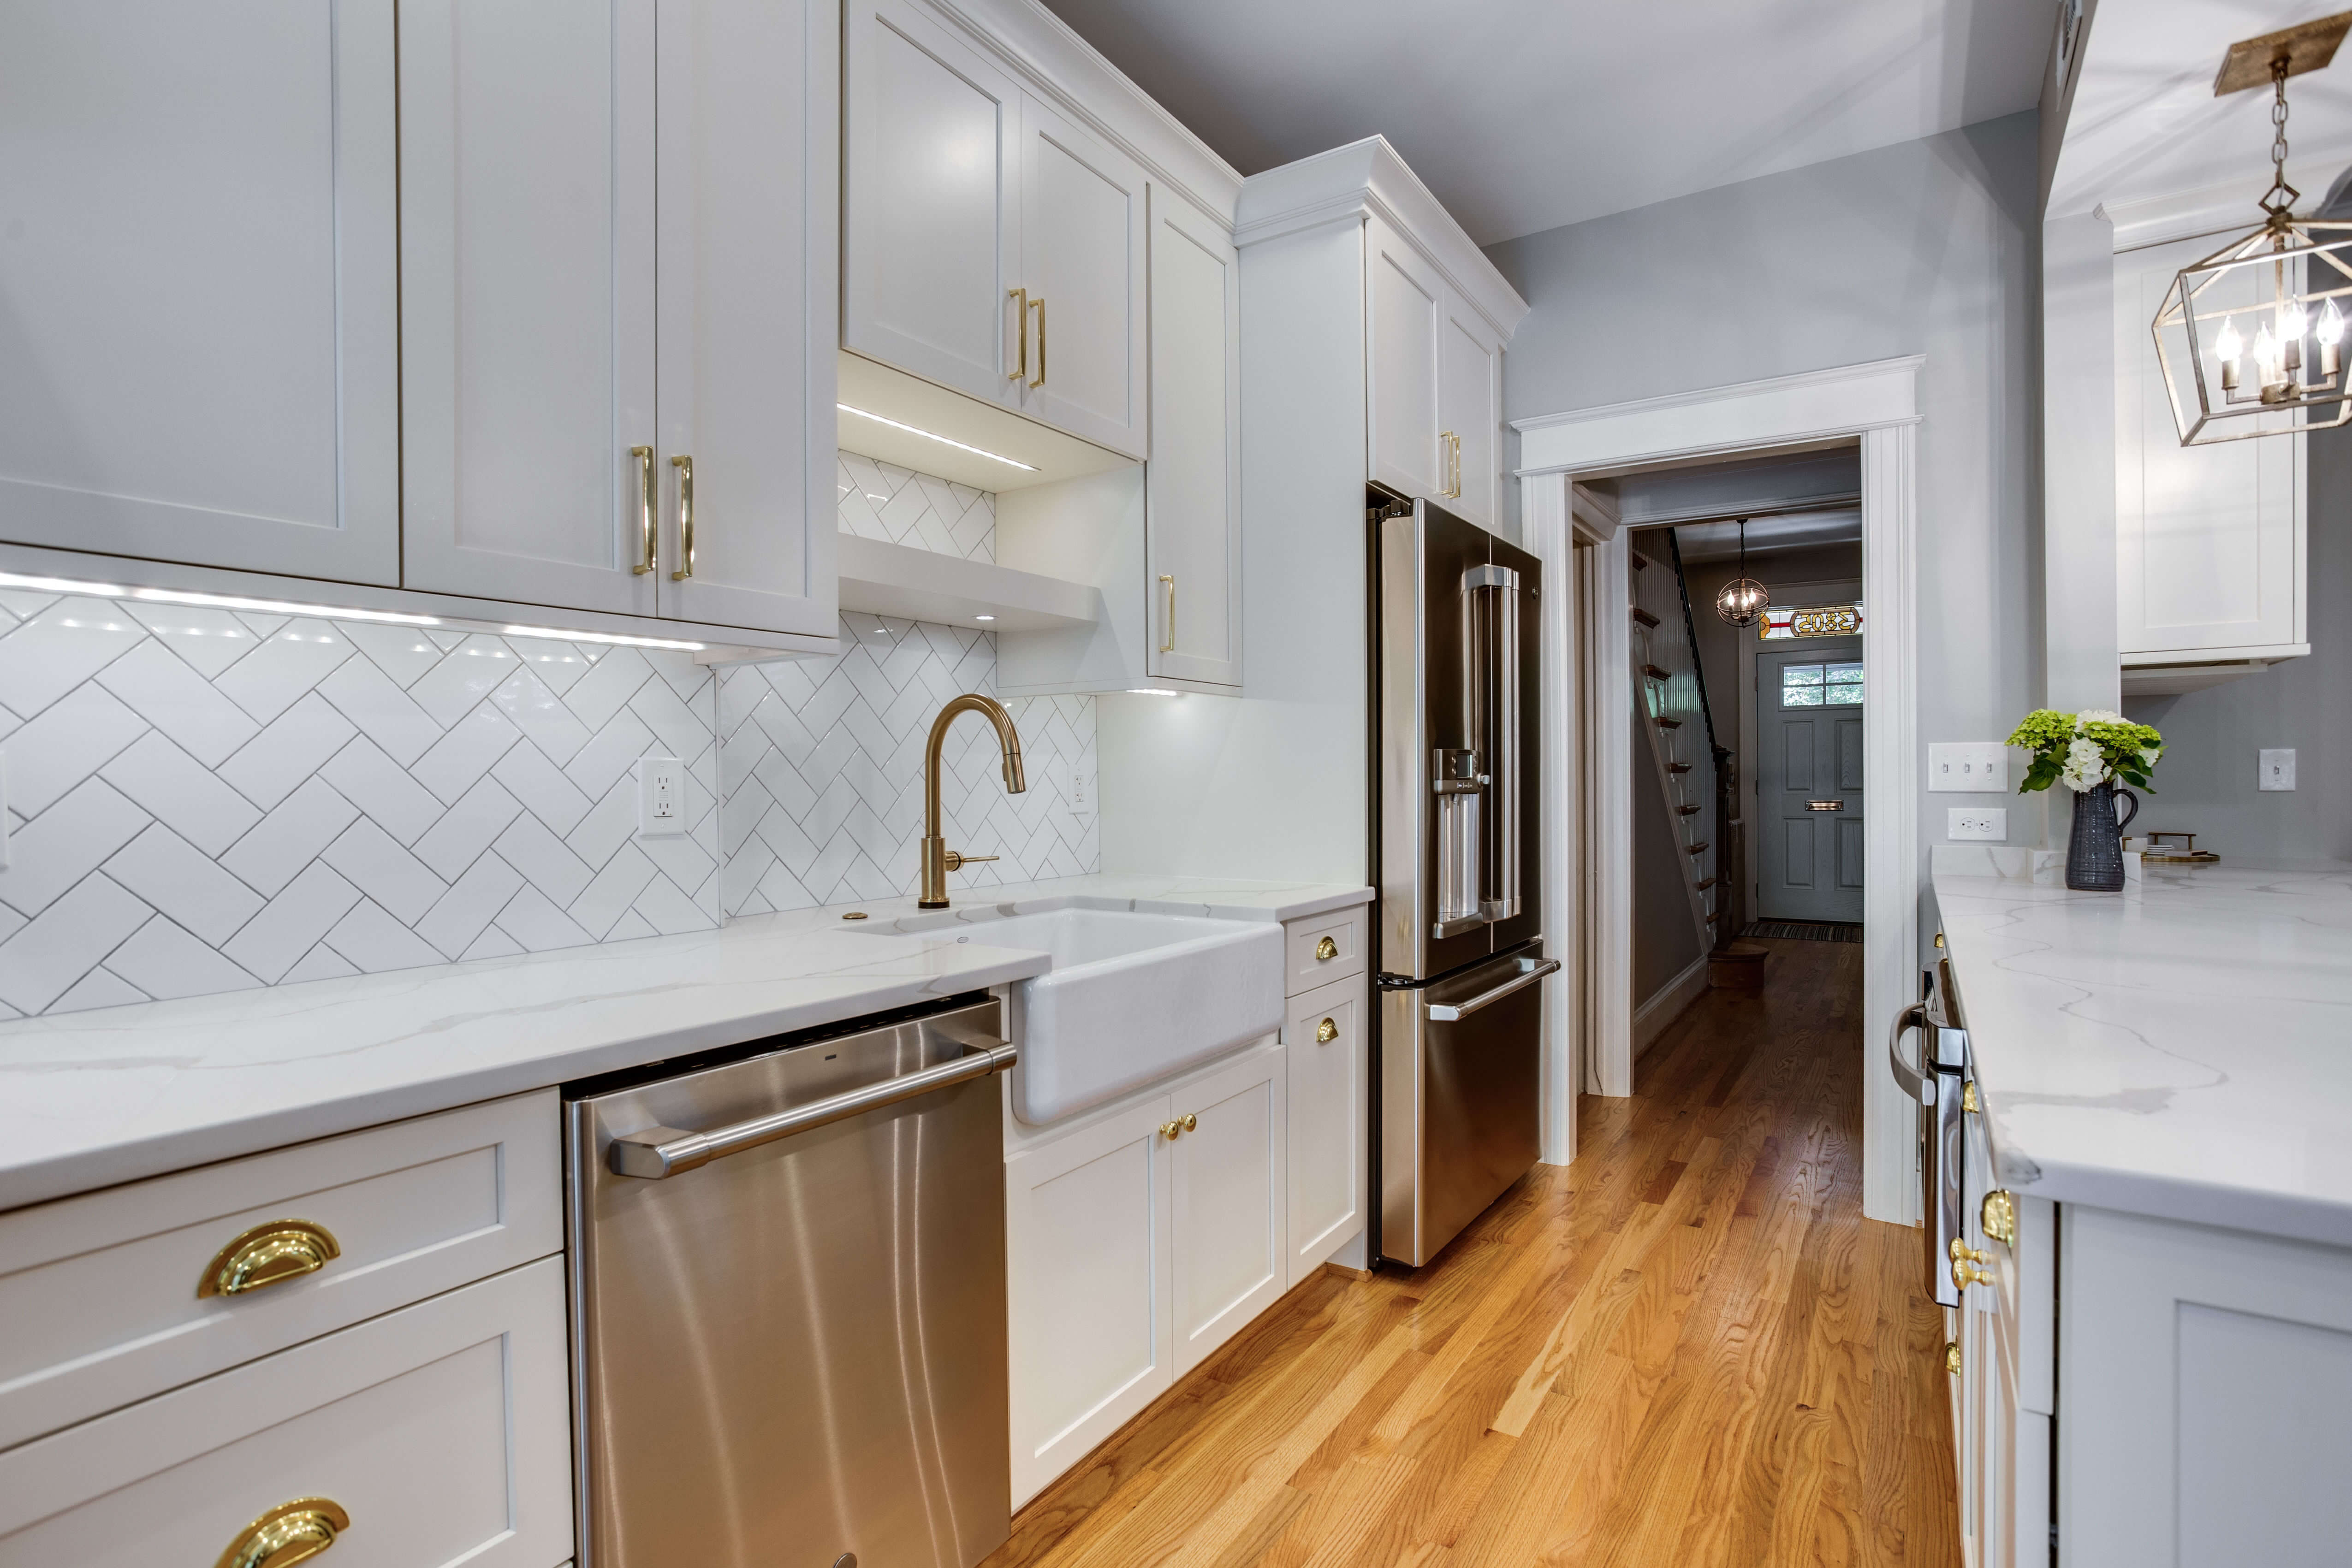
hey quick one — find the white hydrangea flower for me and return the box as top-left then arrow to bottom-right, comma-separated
2076,708 -> 2123,725
2059,735 -> 2106,792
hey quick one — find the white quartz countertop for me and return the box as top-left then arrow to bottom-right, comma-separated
1931,848 -> 2352,1247
0,873 -> 1370,1212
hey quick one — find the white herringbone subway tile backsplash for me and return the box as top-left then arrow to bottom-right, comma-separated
718,613 -> 1096,916
835,450 -> 996,561
0,592 -> 725,1016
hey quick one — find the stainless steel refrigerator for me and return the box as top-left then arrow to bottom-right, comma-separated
1373,496 -> 1553,1268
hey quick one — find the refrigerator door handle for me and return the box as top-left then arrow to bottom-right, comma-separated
1464,562 -> 1521,923
1427,957 -> 1560,1021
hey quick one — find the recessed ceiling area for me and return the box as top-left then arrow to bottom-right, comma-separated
1036,0 -> 2049,243
1671,509 -> 1862,562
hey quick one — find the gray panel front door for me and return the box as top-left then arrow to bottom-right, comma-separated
1758,639 -> 1863,922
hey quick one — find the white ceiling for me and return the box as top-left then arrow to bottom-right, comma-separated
1036,0 -> 2051,243
2052,0 -> 2352,222
1671,510 -> 1864,562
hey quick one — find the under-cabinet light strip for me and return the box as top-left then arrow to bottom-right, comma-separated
837,403 -> 1039,471
0,570 -> 709,649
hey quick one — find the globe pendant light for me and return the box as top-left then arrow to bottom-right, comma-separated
1716,518 -> 1769,627
2152,15 -> 2352,445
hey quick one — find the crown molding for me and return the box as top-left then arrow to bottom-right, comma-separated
1234,136 -> 1530,344
1513,356 -> 1921,476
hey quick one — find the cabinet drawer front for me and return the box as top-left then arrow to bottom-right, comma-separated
0,1257 -> 572,1568
0,1091 -> 559,1449
1284,907 -> 1366,994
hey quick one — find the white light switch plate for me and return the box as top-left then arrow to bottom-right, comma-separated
636,756 -> 686,836
1928,743 -> 2008,792
2260,748 -> 2297,790
1947,806 -> 2007,841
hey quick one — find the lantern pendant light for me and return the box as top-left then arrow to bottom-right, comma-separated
1716,518 -> 1769,628
2151,12 -> 2352,445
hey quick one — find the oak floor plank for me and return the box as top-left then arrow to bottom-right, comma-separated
983,938 -> 1961,1568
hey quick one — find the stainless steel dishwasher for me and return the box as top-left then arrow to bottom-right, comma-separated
566,994 -> 1016,1568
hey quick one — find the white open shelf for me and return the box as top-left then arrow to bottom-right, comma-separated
835,533 -> 1102,633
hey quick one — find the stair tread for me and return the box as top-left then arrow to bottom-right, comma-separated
1654,716 -> 1681,728
1642,663 -> 1671,680
1630,550 -> 1652,570
1693,877 -> 1718,890
1677,804 -> 1701,816
1667,763 -> 1693,774
1685,841 -> 1710,854
1631,607 -> 1661,627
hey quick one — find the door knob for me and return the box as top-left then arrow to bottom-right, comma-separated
1949,1238 -> 1992,1266
1952,1256 -> 1994,1290
1181,1112 -> 1197,1132
1160,1120 -> 1182,1140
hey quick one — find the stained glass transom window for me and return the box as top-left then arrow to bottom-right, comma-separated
1760,602 -> 1864,640
1781,661 -> 1863,707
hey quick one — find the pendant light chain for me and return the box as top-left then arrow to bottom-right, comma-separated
1715,516 -> 1770,628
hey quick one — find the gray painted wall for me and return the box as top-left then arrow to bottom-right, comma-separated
1488,112 -> 2045,876
2120,426 -> 2352,862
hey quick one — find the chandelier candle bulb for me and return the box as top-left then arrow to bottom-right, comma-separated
2321,298 -> 2344,376
2217,315 -> 2244,390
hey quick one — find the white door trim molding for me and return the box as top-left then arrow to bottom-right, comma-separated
1515,355 -> 1924,1226
1523,475 -> 1576,1166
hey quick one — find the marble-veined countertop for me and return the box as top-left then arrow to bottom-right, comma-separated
1931,846 -> 2352,1247
0,874 -> 1371,1211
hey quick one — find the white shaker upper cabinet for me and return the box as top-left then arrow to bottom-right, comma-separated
1146,189 -> 1241,688
1366,217 -> 1444,505
2115,233 -> 2306,663
843,0 -> 1022,412
653,0 -> 838,637
1016,96 -> 1149,460
1438,288 -> 1503,532
0,1 -> 400,584
398,0 -> 658,615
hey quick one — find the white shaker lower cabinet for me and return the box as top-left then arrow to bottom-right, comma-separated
402,0 -> 835,636
1005,1041 -> 1287,1507
1285,976 -> 1365,1288
2061,1207 -> 2352,1568
0,0 -> 400,585
1954,1102 -> 2052,1568
1145,188 -> 1244,689
0,1256 -> 574,1568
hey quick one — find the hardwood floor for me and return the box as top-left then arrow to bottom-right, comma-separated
985,937 -> 1960,1568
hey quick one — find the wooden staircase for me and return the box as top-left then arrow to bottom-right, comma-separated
1631,540 -> 1735,954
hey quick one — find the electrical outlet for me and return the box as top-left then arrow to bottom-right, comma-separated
636,756 -> 686,836
1069,763 -> 1092,814
1928,743 -> 2008,792
2260,748 -> 2297,791
1947,806 -> 2007,841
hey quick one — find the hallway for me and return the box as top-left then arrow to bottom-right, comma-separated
985,937 -> 1959,1568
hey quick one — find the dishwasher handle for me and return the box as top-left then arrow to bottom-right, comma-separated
1427,957 -> 1560,1021
609,1041 -> 1019,1178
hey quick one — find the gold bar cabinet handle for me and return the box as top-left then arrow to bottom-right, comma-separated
197,1218 -> 341,1299
215,1498 -> 350,1568
1438,431 -> 1455,497
1453,432 -> 1464,497
1007,287 -> 1028,382
1159,573 -> 1175,652
630,445 -> 656,574
1030,295 -> 1046,388
670,454 -> 695,581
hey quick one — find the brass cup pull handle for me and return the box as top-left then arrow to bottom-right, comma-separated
1158,574 -> 1176,654
1980,1189 -> 2018,1246
1314,935 -> 1338,961
1161,1120 -> 1182,1140
215,1498 -> 350,1568
630,445 -> 656,574
1030,295 -> 1045,388
1961,1079 -> 1980,1114
1315,1017 -> 1338,1043
1007,287 -> 1029,381
1952,1256 -> 1994,1290
1181,1112 -> 1197,1132
669,454 -> 695,580
1944,1341 -> 1962,1376
198,1219 -> 342,1299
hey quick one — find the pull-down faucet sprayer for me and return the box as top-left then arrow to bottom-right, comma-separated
918,693 -> 1026,908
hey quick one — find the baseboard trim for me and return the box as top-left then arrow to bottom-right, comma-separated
1320,1260 -> 1373,1282
1633,951 -> 1711,1058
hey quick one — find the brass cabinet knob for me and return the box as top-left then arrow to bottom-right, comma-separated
1315,1017 -> 1339,1043
198,1219 -> 341,1299
1949,1238 -> 1992,1266
1314,935 -> 1338,961
1952,1256 -> 1995,1290
1980,1189 -> 2017,1247
1182,1113 -> 1198,1132
1160,1121 -> 1182,1140
215,1498 -> 350,1568
1945,1341 -> 1962,1375
1961,1080 -> 1980,1115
